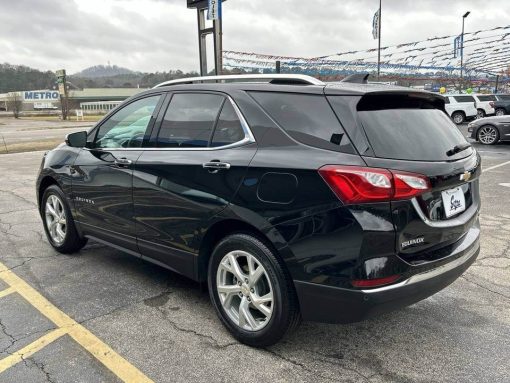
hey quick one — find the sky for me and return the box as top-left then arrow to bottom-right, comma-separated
0,0 -> 509,74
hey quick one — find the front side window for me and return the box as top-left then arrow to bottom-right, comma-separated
94,95 -> 160,148
157,93 -> 225,148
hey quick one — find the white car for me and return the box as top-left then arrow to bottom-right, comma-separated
444,95 -> 478,124
472,94 -> 496,118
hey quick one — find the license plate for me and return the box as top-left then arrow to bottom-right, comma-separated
441,187 -> 466,218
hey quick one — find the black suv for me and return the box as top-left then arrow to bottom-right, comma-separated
37,74 -> 481,347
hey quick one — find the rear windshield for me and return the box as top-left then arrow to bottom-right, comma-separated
476,95 -> 496,102
354,94 -> 471,161
453,95 -> 475,103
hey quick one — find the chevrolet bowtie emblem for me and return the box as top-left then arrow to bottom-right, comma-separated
459,171 -> 472,182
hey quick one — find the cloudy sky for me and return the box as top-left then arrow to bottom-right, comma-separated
0,0 -> 509,74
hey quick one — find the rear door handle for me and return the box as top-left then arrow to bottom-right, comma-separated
114,157 -> 132,167
202,161 -> 231,170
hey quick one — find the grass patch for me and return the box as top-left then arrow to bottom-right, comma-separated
0,138 -> 63,154
20,115 -> 103,122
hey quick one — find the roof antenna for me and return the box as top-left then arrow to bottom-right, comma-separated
341,73 -> 369,84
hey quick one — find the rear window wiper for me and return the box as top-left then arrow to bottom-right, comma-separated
446,143 -> 471,157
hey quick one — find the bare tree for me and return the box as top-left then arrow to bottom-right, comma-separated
6,92 -> 22,118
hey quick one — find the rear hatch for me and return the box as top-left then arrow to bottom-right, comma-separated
328,91 -> 481,264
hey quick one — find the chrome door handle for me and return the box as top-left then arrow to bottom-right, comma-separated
202,162 -> 231,170
114,157 -> 132,167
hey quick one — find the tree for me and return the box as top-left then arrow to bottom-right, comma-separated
6,92 -> 22,118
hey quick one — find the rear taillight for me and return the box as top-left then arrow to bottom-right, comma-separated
489,101 -> 495,108
318,165 -> 431,204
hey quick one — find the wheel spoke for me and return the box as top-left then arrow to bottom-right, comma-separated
251,292 -> 273,317
228,253 -> 246,281
239,297 -> 258,329
45,194 -> 67,244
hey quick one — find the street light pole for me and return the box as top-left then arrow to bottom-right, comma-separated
377,0 -> 382,80
460,11 -> 470,89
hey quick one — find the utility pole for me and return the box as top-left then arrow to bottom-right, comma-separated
377,0 -> 382,80
56,69 -> 68,120
460,11 -> 470,89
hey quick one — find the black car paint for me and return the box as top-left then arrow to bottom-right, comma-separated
37,82 -> 481,324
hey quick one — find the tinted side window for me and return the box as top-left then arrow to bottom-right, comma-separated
210,101 -> 245,147
453,96 -> 475,103
249,92 -> 354,153
477,95 -> 496,102
499,95 -> 510,100
157,93 -> 224,148
94,95 -> 160,148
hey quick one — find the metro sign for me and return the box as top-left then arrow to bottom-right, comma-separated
23,90 -> 60,102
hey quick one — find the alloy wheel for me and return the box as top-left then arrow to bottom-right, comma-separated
45,194 -> 67,244
216,250 -> 273,331
478,126 -> 498,144
453,113 -> 464,124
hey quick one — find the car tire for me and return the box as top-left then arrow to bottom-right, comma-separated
476,109 -> 485,119
41,185 -> 87,253
452,111 -> 465,124
495,108 -> 506,117
208,233 -> 301,347
477,125 -> 499,145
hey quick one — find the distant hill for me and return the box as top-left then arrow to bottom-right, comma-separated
0,63 -> 56,93
73,65 -> 137,78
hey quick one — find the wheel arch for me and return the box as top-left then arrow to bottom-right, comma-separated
38,175 -> 61,212
196,218 -> 291,282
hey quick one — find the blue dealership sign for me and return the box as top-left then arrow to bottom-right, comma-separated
23,90 -> 60,102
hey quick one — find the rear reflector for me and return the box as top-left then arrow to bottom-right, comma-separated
319,165 -> 431,204
351,274 -> 400,288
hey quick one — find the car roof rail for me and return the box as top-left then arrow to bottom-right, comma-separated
153,74 -> 324,88
340,73 -> 370,84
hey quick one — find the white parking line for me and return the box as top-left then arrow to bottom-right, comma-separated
483,160 -> 510,172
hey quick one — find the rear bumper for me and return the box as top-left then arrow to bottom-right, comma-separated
294,235 -> 480,324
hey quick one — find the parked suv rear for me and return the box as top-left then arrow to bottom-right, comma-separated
37,75 -> 481,347
472,94 -> 496,118
444,94 -> 478,124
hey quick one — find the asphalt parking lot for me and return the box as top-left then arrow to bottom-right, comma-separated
0,131 -> 509,382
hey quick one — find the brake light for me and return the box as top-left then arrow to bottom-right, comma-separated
318,165 -> 431,204
489,101 -> 495,108
351,274 -> 400,288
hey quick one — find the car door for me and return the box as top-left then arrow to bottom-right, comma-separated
72,94 -> 164,252
133,92 -> 257,278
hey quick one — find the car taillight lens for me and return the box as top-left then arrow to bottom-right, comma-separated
489,101 -> 495,108
318,165 -> 431,204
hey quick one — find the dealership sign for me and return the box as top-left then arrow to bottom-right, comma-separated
23,90 -> 60,102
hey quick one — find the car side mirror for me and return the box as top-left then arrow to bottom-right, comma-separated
65,131 -> 87,148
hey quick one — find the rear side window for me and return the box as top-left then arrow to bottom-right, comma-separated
498,95 -> 510,100
249,92 -> 354,153
157,93 -> 224,148
210,101 -> 245,147
453,96 -> 475,103
354,94 -> 471,161
477,95 -> 496,102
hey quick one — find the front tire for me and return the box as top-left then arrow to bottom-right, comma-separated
208,233 -> 300,347
477,125 -> 499,145
452,111 -> 465,124
41,185 -> 87,253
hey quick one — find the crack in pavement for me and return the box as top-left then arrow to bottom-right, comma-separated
21,355 -> 56,383
461,275 -> 510,300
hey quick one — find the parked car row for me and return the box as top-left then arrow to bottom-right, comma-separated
444,93 -> 510,124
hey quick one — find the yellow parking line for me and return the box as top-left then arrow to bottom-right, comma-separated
0,262 -> 154,383
0,328 -> 67,374
0,287 -> 15,299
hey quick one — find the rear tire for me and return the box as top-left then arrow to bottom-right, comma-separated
452,111 -> 465,124
476,109 -> 485,119
495,108 -> 506,117
208,233 -> 300,347
477,125 -> 499,145
41,185 -> 87,253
